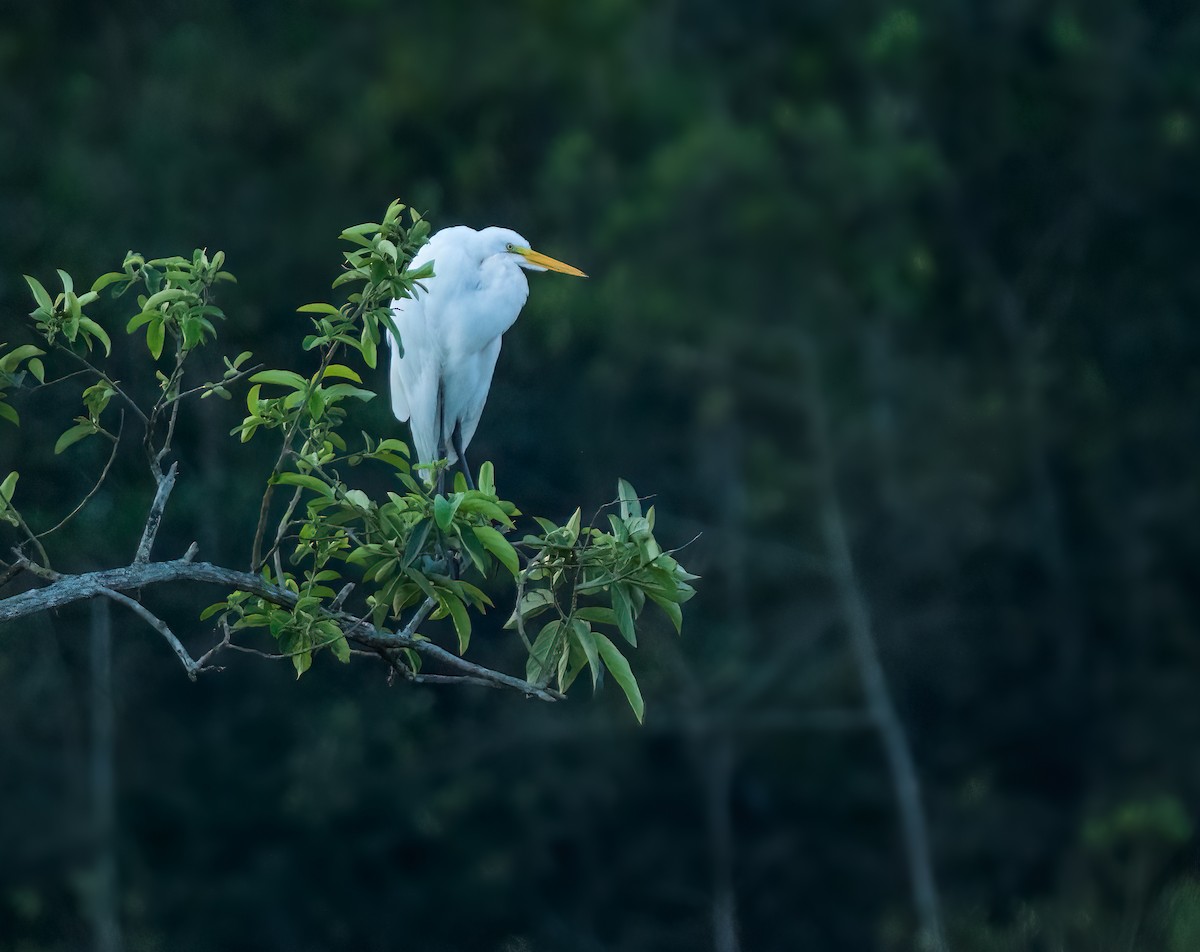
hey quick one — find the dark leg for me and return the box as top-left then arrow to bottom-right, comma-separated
435,380 -> 447,496
451,422 -> 475,491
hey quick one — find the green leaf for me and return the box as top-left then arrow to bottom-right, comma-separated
504,588 -> 557,630
433,494 -> 454,531
618,478 -> 642,519
199,602 -> 227,621
405,567 -> 437,600
0,402 -> 17,426
375,438 -> 411,456
250,369 -> 309,391
126,311 -> 157,333
471,525 -> 519,578
0,344 -> 46,373
594,632 -> 644,723
403,517 -> 433,568
401,647 -> 421,673
293,649 -> 313,678
143,287 -> 188,310
296,302 -> 341,315
478,460 -> 496,496
611,582 -> 637,646
445,594 -> 471,654
321,383 -> 375,402
146,320 -> 165,360
272,472 -> 335,498
575,606 -> 618,626
320,364 -> 363,383
527,620 -> 563,684
91,272 -> 126,294
23,275 -> 52,311
0,471 -> 17,504
56,269 -> 73,294
360,330 -> 378,369
571,620 -> 602,692
78,317 -> 111,356
647,591 -> 684,634
54,423 -> 96,454
330,635 -> 351,663
27,358 -> 44,383
457,527 -> 490,575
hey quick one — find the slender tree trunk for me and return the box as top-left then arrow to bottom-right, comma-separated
674,398 -> 747,952
702,733 -> 741,952
802,343 -> 948,952
90,598 -> 123,952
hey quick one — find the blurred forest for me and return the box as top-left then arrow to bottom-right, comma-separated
3,2 -> 1200,950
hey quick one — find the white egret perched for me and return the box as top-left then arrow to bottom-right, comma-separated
385,226 -> 586,489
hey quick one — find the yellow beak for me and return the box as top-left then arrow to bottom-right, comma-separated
515,246 -> 588,277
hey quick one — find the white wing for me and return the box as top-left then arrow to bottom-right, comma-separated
444,337 -> 503,459
386,298 -> 413,423
387,239 -> 444,463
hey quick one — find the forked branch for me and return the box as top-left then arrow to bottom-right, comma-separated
0,555 -> 563,700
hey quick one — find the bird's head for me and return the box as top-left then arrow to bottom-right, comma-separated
479,227 -> 587,277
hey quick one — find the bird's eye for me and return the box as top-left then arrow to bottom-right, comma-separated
505,243 -> 514,252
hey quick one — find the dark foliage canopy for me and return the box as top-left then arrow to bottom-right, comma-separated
3,2 -> 1200,950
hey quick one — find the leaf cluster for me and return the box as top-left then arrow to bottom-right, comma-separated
2,200 -> 696,721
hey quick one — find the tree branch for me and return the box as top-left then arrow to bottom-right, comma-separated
0,557 -> 562,700
135,462 -> 177,563
800,339 -> 947,952
56,345 -> 149,426
99,586 -> 200,678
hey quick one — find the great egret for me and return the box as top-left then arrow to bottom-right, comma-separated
386,226 -> 586,489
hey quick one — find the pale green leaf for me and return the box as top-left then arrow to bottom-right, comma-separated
271,472 -> 334,498
594,632 -> 644,723
250,369 -> 308,391
471,525 -> 519,577
54,423 -> 96,455
23,275 -> 52,311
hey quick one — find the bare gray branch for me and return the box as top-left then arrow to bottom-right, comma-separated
135,462 -> 177,563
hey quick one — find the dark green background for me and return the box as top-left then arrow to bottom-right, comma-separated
3,2 -> 1200,949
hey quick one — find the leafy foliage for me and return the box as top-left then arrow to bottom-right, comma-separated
2,201 -> 694,719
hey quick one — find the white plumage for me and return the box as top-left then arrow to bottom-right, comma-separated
385,225 -> 585,485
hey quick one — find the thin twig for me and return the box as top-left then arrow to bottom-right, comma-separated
194,619 -> 233,671
511,551 -> 544,652
10,508 -> 50,569
28,368 -> 91,391
330,582 -> 354,610
98,587 -> 200,679
38,411 -> 125,539
55,345 -> 148,426
146,341 -> 186,476
173,362 -> 264,401
269,486 -> 303,585
10,550 -> 57,580
0,562 -> 23,590
249,344 -> 342,570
